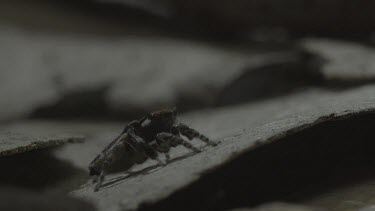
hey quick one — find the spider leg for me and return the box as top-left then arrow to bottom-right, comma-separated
156,132 -> 201,154
95,169 -> 107,191
94,159 -> 110,191
127,129 -> 166,166
92,175 -> 99,184
165,153 -> 171,163
94,138 -> 128,191
174,123 -> 217,146
149,139 -> 171,163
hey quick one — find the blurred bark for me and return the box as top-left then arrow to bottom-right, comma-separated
172,0 -> 375,35
108,0 -> 375,36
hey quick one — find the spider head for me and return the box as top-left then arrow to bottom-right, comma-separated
149,107 -> 177,127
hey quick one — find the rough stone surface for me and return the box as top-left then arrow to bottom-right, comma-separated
0,132 -> 84,157
70,85 -> 375,211
301,39 -> 375,80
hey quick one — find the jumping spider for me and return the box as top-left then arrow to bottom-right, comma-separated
89,108 -> 217,191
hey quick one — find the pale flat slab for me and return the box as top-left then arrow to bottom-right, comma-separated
71,85 -> 375,211
0,132 -> 84,157
302,38 -> 375,80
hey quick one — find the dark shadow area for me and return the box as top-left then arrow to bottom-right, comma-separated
0,149 -> 87,193
3,1 -> 374,47
217,49 -> 375,107
217,51 -> 324,106
0,186 -> 96,211
0,0 -> 269,42
322,78 -> 375,91
30,85 -> 111,120
29,86 -> 165,121
0,0 -> 172,37
138,112 -> 375,211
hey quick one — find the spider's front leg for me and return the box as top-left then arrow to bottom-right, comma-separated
156,132 -> 201,162
94,137 -> 127,191
173,123 -> 217,146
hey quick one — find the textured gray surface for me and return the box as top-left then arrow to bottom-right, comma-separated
70,85 -> 375,211
0,132 -> 84,157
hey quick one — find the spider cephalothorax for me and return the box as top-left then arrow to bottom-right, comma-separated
89,108 -> 217,191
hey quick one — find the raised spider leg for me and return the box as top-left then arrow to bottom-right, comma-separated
156,132 -> 201,155
174,123 -> 217,146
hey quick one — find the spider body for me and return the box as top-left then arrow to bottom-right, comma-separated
89,108 -> 217,191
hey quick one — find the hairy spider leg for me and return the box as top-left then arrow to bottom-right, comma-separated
148,138 -> 171,163
156,132 -> 201,156
174,123 -> 217,146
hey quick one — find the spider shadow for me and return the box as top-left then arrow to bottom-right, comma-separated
100,151 -> 197,190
